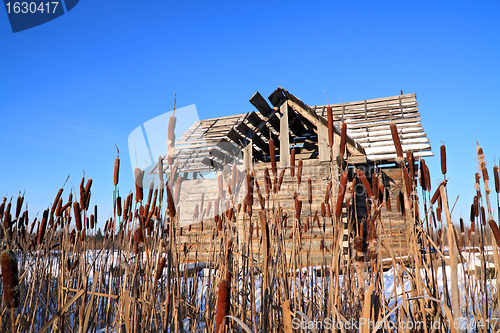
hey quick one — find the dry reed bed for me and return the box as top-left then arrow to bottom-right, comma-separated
1,122 -> 500,332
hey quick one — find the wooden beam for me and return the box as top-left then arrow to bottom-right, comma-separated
317,125 -> 330,162
249,92 -> 272,116
268,88 -> 287,108
280,102 -> 290,168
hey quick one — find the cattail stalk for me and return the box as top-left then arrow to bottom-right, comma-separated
335,171 -> 348,217
390,122 -> 404,163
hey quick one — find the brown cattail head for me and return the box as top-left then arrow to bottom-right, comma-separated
489,220 -> 500,248
114,156 -> 120,186
385,188 -> 391,212
84,179 -> 93,210
419,159 -> 427,191
297,159 -> 303,185
38,209 -> 49,245
134,168 -> 144,202
474,196 -> 479,217
470,203 -> 475,224
1,250 -> 20,309
166,184 -> 176,218
431,181 -> 447,205
158,156 -> 164,184
372,173 -> 379,201
295,199 -> 302,220
277,168 -> 286,192
356,169 -> 373,198
335,171 -> 348,217
215,279 -> 231,333
321,202 -> 326,218
73,202 -> 82,231
290,148 -> 296,177
155,257 -> 166,282
440,144 -> 447,175
264,168 -> 271,196
481,206 -> 486,226
494,165 -> 500,194
308,179 -> 313,205
245,172 -> 254,206
325,181 -> 332,203
424,163 -> 431,192
15,195 -> 24,219
390,122 -> 404,163
406,151 -> 415,182
269,138 -> 277,177
339,122 -> 347,158
117,196 -> 122,217
90,214 -> 95,229
327,106 -> 334,147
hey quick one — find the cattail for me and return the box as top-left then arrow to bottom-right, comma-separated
336,171 -> 348,217
80,176 -> 86,210
470,203 -> 475,224
372,173 -> 379,201
403,168 -> 411,197
440,144 -> 447,175
1,250 -> 20,309
489,220 -> 500,247
166,185 -> 175,218
419,159 -> 427,191
297,160 -> 303,185
339,122 -> 347,158
406,151 -> 415,182
90,214 -> 95,229
436,206 -> 442,222
325,181 -> 332,203
15,195 -> 23,218
117,196 -> 122,216
431,181 -> 446,205
155,257 -> 166,282
474,196 -> 479,217
84,179 -> 92,211
460,218 -> 464,233
215,279 -> 231,333
275,169 -> 285,192
295,199 -> 302,220
167,113 -> 177,165
245,172 -> 254,206
481,207 -> 486,226
424,163 -> 431,192
494,165 -> 500,194
73,202 -> 82,231
264,168 -> 271,195
269,138 -> 277,177
3,202 -> 11,229
356,170 -> 373,198
327,106 -> 334,147
134,168 -> 144,202
0,197 -> 5,220
308,179 -> 313,205
321,202 -> 326,217
290,148 -> 296,177
114,155 -> 120,186
390,122 -> 404,163
174,177 -> 182,205
385,188 -> 391,212
55,198 -> 63,217
326,202 -> 332,218
38,210 -> 49,245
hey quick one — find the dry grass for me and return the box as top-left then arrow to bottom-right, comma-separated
1,125 -> 500,332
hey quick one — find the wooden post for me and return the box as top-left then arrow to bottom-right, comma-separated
243,138 -> 252,171
318,125 -> 330,162
280,102 -> 290,168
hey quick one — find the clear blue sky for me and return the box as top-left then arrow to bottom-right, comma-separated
1,1 -> 499,227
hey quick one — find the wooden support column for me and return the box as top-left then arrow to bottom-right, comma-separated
318,125 -> 330,162
244,138 -> 253,171
279,102 -> 290,168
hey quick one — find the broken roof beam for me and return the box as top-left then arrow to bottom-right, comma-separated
249,92 -> 280,133
283,89 -> 366,156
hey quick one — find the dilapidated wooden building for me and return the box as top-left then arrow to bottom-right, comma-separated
156,87 -> 432,263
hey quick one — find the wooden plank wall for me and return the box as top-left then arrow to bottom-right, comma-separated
173,159 -> 413,265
